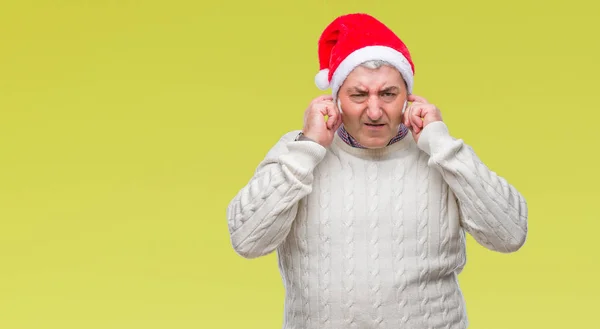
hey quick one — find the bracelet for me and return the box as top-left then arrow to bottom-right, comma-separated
295,132 -> 316,143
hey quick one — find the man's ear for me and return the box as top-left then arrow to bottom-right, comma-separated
337,98 -> 343,114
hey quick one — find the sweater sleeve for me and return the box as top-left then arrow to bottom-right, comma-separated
417,121 -> 528,253
226,131 -> 327,259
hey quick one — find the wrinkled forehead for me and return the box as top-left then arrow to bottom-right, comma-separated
336,65 -> 407,96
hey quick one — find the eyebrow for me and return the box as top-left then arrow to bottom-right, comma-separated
380,86 -> 400,93
347,87 -> 366,93
347,86 -> 401,93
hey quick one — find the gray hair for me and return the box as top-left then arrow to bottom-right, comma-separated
359,59 -> 393,70
359,60 -> 408,89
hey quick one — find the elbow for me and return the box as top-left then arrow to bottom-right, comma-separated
503,232 -> 527,253
229,234 -> 275,259
234,248 -> 273,259
226,208 -> 291,260
495,203 -> 529,253
231,242 -> 274,259
506,212 -> 529,253
501,224 -> 528,253
229,231 -> 255,259
477,219 -> 528,254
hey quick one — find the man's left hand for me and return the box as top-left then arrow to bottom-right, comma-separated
402,94 -> 443,143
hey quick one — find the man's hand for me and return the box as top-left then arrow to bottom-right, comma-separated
302,95 -> 343,147
402,94 -> 443,143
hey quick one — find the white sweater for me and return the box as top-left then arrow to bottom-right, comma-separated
227,121 -> 528,329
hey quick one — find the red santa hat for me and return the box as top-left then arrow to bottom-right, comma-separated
315,13 -> 415,98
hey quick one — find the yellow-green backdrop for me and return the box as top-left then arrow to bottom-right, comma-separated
1,0 -> 598,328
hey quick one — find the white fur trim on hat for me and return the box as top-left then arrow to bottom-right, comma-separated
330,45 -> 414,98
314,69 -> 330,90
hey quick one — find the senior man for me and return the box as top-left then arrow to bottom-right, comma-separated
226,12 -> 528,329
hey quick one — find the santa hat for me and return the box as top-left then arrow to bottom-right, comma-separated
315,13 -> 415,98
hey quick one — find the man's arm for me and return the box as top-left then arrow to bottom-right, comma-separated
417,121 -> 528,253
226,131 -> 327,259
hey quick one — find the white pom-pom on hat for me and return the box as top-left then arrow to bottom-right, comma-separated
314,69 -> 330,90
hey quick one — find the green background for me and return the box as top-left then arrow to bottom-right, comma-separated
1,0 -> 598,328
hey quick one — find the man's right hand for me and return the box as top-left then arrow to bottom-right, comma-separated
302,95 -> 343,147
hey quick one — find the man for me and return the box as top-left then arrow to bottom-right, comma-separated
226,13 -> 528,329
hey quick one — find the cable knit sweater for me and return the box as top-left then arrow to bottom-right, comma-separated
226,121 -> 528,329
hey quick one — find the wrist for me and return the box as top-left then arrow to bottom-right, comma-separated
296,132 -> 317,143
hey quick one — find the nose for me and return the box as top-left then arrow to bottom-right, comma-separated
366,96 -> 383,121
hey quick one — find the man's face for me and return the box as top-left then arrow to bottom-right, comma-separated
337,65 -> 408,149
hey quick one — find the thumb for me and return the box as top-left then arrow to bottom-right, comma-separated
407,94 -> 429,104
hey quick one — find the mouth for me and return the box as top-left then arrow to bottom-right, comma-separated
365,123 -> 385,127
